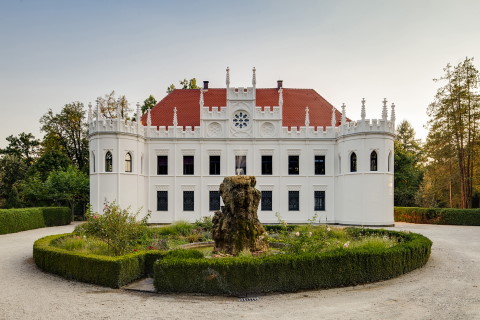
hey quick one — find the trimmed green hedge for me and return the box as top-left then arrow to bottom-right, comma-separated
33,233 -> 168,288
0,207 -> 71,235
153,228 -> 432,295
395,207 -> 480,226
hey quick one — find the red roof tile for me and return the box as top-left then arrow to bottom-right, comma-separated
141,88 -> 343,129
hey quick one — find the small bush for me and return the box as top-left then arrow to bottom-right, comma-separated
156,221 -> 194,237
395,207 -> 480,226
75,202 -> 150,256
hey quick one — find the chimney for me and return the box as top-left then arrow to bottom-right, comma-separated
203,81 -> 209,90
277,80 -> 283,89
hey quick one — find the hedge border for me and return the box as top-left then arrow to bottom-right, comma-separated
395,207 -> 480,226
0,207 -> 71,235
153,228 -> 432,296
33,233 -> 166,288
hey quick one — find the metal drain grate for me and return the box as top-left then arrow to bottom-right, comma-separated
239,297 -> 258,302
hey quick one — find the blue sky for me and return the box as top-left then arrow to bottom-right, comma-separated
1,0 -> 480,147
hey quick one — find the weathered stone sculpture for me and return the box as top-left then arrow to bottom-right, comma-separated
212,176 -> 268,255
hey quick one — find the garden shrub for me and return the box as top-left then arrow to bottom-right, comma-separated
395,207 -> 480,226
0,207 -> 71,235
153,229 -> 432,295
33,234 -> 166,288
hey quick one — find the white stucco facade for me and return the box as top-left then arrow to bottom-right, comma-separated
88,74 -> 395,226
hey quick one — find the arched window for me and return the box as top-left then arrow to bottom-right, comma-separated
125,152 -> 132,172
91,151 -> 96,173
105,151 -> 113,172
338,155 -> 342,174
370,151 -> 378,171
350,152 -> 357,172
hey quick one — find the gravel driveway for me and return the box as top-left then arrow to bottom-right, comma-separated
0,222 -> 479,320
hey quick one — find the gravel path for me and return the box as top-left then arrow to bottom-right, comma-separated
0,223 -> 479,320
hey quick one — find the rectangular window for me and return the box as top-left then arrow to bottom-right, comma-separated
261,155 -> 273,175
209,156 -> 221,175
183,156 -> 194,175
288,155 -> 299,175
261,191 -> 272,211
315,155 -> 325,175
183,191 -> 194,211
209,191 -> 221,211
235,155 -> 246,175
288,191 -> 300,211
157,156 -> 168,175
314,191 -> 325,211
157,191 -> 168,211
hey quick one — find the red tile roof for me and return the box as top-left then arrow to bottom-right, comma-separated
141,88 -> 343,129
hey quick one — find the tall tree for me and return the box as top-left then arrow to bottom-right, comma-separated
141,95 -> 157,114
394,120 -> 424,206
425,57 -> 480,208
40,102 -> 89,173
166,78 -> 198,93
0,132 -> 40,166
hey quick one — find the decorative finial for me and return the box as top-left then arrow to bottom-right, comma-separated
341,103 -> 346,125
252,67 -> 256,88
136,102 -> 141,123
390,103 -> 396,123
88,102 -> 93,122
199,88 -> 204,107
361,98 -> 366,120
147,108 -> 152,126
226,67 -> 230,89
116,97 -> 122,119
382,98 -> 388,120
305,107 -> 310,127
173,107 -> 178,127
331,106 -> 336,127
95,98 -> 100,119
278,87 -> 283,107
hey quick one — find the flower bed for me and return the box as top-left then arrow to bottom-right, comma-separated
153,228 -> 432,296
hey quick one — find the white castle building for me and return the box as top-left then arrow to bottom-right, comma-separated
88,68 -> 395,226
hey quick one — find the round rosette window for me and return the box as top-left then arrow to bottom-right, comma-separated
232,111 -> 250,129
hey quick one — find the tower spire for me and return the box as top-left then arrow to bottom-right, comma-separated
147,108 -> 152,126
173,107 -> 178,127
199,88 -> 204,107
252,67 -> 256,88
341,103 -> 346,125
88,102 -> 93,123
331,106 -> 336,127
382,98 -> 388,120
136,102 -> 141,123
226,67 -> 230,89
390,103 -> 396,123
305,107 -> 310,127
361,98 -> 366,120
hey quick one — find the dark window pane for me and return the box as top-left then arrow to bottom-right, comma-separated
157,191 -> 168,211
261,191 -> 272,211
209,156 -> 220,175
105,151 -> 113,172
350,153 -> 357,172
288,191 -> 300,211
261,155 -> 272,175
288,155 -> 299,175
183,191 -> 194,211
157,156 -> 168,175
209,191 -> 220,211
235,155 -> 246,175
314,191 -> 325,211
370,151 -> 378,171
183,156 -> 194,175
314,155 -> 325,175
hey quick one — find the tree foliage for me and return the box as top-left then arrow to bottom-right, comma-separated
166,78 -> 198,93
96,91 -> 131,119
40,102 -> 89,173
394,121 -> 424,207
141,95 -> 157,114
423,57 -> 480,208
